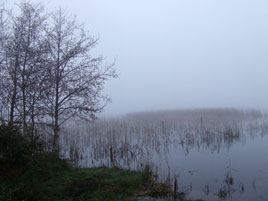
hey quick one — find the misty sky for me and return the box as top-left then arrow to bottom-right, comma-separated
6,0 -> 268,115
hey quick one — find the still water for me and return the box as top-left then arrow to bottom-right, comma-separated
58,109 -> 268,201
167,134 -> 268,201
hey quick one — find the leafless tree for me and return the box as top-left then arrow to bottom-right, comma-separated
0,7 -> 7,122
14,2 -> 47,135
0,6 -> 6,65
0,2 -> 48,135
0,2 -> 117,152
0,5 -> 15,124
43,9 -> 117,153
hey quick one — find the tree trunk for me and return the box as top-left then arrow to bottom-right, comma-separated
53,125 -> 59,154
53,39 -> 61,155
53,95 -> 59,154
9,56 -> 19,126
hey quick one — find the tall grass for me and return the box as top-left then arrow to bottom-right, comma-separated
38,109 -> 268,183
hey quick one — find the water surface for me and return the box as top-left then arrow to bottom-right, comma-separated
57,109 -> 268,201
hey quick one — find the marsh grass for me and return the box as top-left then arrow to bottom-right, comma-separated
35,108 -> 268,200
0,125 -> 177,201
56,109 -> 266,170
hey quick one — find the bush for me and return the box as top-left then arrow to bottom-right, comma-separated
0,124 -> 43,175
0,124 -> 69,201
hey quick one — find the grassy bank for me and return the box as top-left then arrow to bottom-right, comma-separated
1,162 -> 170,201
0,124 -> 203,201
0,155 -> 181,201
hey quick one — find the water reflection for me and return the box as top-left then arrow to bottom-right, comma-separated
51,109 -> 268,201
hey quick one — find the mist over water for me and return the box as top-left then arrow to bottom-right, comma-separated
46,109 -> 268,201
5,0 -> 268,200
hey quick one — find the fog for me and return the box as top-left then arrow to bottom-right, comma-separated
6,0 -> 268,115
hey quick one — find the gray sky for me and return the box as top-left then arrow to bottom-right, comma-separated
6,0 -> 268,115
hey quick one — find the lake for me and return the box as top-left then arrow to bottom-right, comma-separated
58,109 -> 268,201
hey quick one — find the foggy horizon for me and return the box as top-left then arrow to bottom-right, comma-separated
2,2 -> 268,200
6,0 -> 268,115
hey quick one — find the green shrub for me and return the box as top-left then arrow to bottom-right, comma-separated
0,124 -> 69,201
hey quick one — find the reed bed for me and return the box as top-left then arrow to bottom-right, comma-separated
36,108 -> 268,200
47,109 -> 265,171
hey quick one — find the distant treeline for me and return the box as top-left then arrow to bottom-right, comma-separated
125,108 -> 263,122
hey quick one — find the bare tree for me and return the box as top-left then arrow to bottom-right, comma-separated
0,2 -> 48,133
14,2 -> 48,135
0,6 -> 17,124
0,7 -> 6,122
0,2 -> 117,152
0,6 -> 6,65
42,9 -> 117,153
